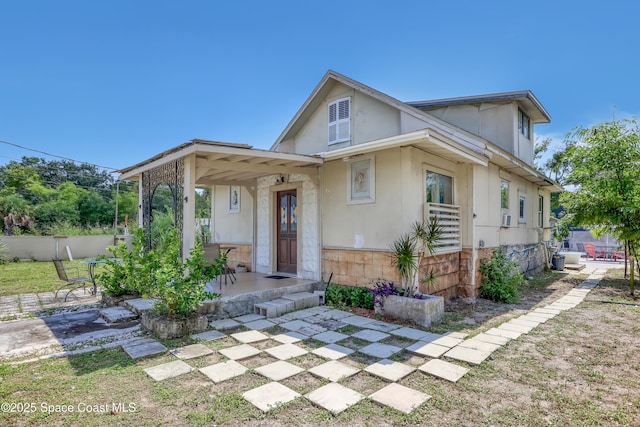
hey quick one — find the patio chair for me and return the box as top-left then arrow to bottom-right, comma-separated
583,243 -> 604,261
53,258 -> 91,301
202,244 -> 235,288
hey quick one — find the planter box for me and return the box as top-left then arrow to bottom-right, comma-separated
140,311 -> 209,339
375,294 -> 444,327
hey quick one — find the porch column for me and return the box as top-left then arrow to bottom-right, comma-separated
183,154 -> 197,259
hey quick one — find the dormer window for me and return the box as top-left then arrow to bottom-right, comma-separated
518,109 -> 531,139
328,97 -> 350,144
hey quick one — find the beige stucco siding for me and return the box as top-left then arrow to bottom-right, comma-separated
283,83 -> 402,155
473,164 -> 550,248
212,185 -> 253,245
424,103 -> 526,161
321,146 -> 466,250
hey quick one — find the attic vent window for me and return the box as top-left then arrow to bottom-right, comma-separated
328,97 -> 351,144
518,109 -> 531,139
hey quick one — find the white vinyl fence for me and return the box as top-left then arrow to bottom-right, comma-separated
1,235 -> 133,261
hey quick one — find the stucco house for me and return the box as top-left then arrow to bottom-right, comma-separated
118,70 -> 562,300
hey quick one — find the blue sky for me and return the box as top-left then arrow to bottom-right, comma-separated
1,1 -> 638,173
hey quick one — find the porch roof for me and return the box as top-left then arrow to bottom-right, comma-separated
117,139 -> 323,186
318,128 -> 490,166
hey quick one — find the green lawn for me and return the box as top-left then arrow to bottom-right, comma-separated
0,260 -> 106,297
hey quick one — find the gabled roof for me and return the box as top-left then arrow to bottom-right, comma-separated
271,70 -> 487,156
407,91 -> 551,124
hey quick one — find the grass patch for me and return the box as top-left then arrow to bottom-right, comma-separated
0,259 -> 106,297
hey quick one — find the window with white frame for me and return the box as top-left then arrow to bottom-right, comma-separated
518,109 -> 531,139
426,170 -> 453,204
500,180 -> 509,210
519,196 -> 526,222
538,195 -> 544,228
328,97 -> 350,144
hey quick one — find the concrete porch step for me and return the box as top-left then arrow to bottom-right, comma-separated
254,292 -> 320,318
99,306 -> 138,324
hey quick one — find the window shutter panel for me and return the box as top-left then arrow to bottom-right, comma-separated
328,98 -> 350,144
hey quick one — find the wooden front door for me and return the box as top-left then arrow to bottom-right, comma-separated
277,190 -> 297,274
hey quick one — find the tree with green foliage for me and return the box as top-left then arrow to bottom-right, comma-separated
559,119 -> 640,295
0,157 -> 138,235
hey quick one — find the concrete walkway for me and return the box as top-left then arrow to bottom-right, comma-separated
0,260 -> 623,414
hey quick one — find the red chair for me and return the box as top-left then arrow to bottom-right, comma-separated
583,243 -> 604,260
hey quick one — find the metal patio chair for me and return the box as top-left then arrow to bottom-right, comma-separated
53,258 -> 91,301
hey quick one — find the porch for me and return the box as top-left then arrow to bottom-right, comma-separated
201,272 -> 324,319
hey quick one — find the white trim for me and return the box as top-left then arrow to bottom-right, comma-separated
346,155 -> 376,205
519,195 -> 526,223
328,97 -> 351,145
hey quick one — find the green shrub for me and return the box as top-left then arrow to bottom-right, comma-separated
97,228 -> 146,297
325,283 -> 373,310
479,248 -> 524,303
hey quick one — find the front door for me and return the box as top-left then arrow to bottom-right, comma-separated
277,190 -> 297,274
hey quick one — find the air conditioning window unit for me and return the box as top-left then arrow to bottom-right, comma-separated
502,214 -> 512,227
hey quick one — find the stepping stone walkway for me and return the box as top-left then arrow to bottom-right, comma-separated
136,268 -> 606,415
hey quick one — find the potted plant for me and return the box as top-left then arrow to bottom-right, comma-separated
376,219 -> 445,327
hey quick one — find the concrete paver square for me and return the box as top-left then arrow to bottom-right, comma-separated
458,338 -> 501,353
444,346 -> 491,365
234,313 -> 266,323
312,344 -> 355,360
312,331 -> 349,344
170,343 -> 213,359
500,322 -> 534,334
358,342 -> 402,359
144,360 -> 193,381
509,317 -> 541,328
390,327 -> 436,341
520,313 -> 549,323
231,330 -> 270,343
352,329 -> 390,342
122,339 -> 167,359
431,335 -> 464,348
406,341 -> 450,358
363,321 -> 401,333
264,343 -> 308,360
419,359 -> 469,382
244,319 -> 276,330
485,327 -> 521,340
305,382 -> 364,414
364,359 -> 415,381
370,383 -> 430,414
200,360 -> 247,383
191,330 -> 226,341
243,382 -> 301,412
534,307 -> 561,315
447,332 -> 469,339
308,360 -> 360,382
341,315 -> 376,327
318,309 -> 353,320
271,332 -> 306,344
316,319 -> 347,330
280,320 -> 314,332
219,344 -> 261,360
209,318 -> 240,330
254,360 -> 305,381
99,306 -> 137,323
472,333 -> 509,346
296,325 -> 328,337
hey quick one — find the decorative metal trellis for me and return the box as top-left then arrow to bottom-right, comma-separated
141,158 -> 184,253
